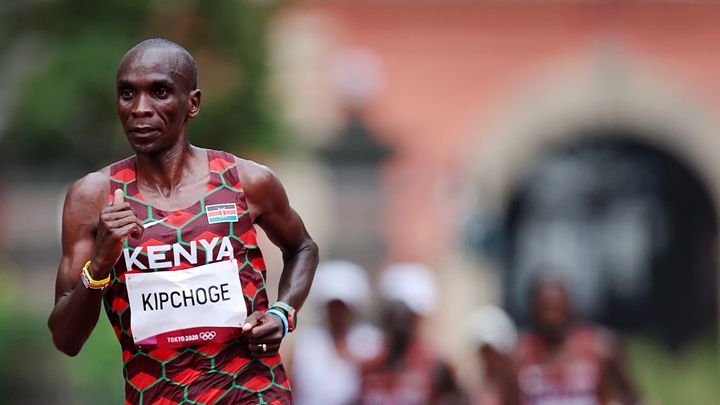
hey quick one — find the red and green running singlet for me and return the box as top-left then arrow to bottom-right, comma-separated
102,150 -> 293,405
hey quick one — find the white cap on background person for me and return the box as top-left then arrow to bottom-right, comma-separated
379,262 -> 438,316
467,306 -> 518,354
310,260 -> 372,313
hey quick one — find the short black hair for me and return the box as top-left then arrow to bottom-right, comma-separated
129,38 -> 198,90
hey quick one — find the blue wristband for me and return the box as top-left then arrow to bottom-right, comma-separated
266,308 -> 289,337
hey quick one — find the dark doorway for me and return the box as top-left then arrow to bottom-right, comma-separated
503,134 -> 718,349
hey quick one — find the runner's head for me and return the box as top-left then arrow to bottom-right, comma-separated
467,306 -> 518,377
379,262 -> 437,317
529,275 -> 574,344
119,38 -> 198,92
116,38 -> 201,154
378,263 -> 437,356
310,260 -> 372,333
468,306 -> 517,353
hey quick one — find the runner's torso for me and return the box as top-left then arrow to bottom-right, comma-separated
516,327 -> 610,405
360,342 -> 438,405
102,150 -> 291,405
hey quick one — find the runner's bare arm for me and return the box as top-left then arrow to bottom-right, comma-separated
48,171 -> 144,356
236,158 -> 319,356
603,335 -> 642,405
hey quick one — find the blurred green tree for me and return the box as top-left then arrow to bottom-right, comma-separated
0,267 -> 72,404
0,2 -> 285,404
0,0 -> 284,173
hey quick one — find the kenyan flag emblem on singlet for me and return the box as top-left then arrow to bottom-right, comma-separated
206,203 -> 239,224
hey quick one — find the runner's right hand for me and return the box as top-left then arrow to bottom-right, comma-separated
91,189 -> 144,279
242,311 -> 284,358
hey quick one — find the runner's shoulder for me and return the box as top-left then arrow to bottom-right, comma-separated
232,156 -> 282,191
64,167 -> 112,211
569,322 -> 619,359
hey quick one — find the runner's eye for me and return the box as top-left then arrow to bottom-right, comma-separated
120,90 -> 134,100
156,89 -> 169,98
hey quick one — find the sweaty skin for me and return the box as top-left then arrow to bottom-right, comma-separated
47,44 -> 318,359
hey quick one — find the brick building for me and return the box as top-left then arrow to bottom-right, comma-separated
268,0 -> 720,366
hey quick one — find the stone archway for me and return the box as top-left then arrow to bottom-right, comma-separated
505,136 -> 717,348
465,56 -> 720,344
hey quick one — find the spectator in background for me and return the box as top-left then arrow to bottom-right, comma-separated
292,261 -> 383,405
467,306 -> 520,405
359,263 -> 470,405
515,276 -> 643,405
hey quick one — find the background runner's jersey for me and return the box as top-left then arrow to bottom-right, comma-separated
360,342 -> 438,405
516,327 -> 610,405
102,150 -> 293,405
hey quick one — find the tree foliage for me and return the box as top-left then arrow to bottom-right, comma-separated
0,0 -> 283,173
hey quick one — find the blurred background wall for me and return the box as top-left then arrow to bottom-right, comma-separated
267,4 -> 720,401
1,0 -> 720,404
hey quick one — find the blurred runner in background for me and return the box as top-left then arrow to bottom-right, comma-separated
515,276 -> 643,405
292,261 -> 383,405
359,263 -> 470,405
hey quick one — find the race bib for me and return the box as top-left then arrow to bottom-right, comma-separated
125,259 -> 247,349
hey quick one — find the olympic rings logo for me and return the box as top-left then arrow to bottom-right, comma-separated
199,331 -> 217,340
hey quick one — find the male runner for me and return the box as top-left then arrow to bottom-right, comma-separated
515,277 -> 642,405
359,263 -> 470,405
292,261 -> 382,405
47,38 -> 318,405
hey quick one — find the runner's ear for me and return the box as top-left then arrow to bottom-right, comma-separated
113,189 -> 124,205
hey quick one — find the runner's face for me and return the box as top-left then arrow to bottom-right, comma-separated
533,283 -> 572,342
326,299 -> 353,332
116,47 -> 199,154
382,301 -> 417,346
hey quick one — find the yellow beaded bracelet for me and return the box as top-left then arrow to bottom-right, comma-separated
81,261 -> 111,289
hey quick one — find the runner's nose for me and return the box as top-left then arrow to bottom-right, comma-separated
132,93 -> 154,118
